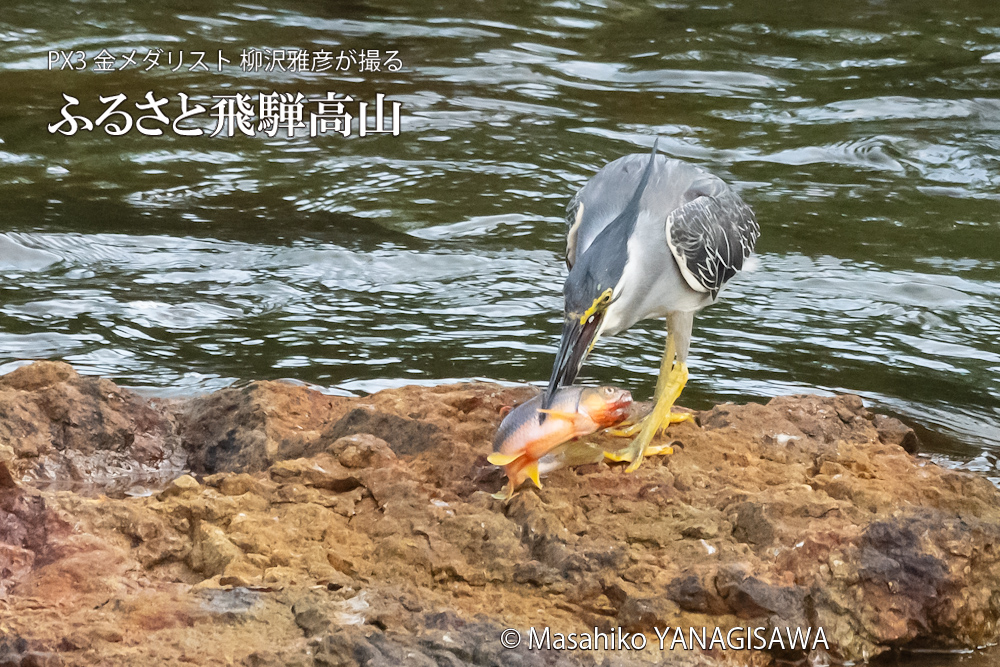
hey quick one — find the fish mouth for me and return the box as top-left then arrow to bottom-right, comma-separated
589,390 -> 633,427
543,314 -> 602,409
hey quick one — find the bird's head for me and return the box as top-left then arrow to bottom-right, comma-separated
543,251 -> 625,408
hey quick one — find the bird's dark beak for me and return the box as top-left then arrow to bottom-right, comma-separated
543,314 -> 602,409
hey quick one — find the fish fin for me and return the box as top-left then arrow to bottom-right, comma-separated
487,452 -> 523,466
525,462 -> 542,489
557,440 -> 606,467
492,480 -> 519,501
536,409 -> 577,420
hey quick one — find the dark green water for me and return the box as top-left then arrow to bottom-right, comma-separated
3,2 -> 1000,463
1,8 -> 1000,658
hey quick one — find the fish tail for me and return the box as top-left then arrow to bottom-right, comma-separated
525,461 -> 541,489
487,452 -> 524,466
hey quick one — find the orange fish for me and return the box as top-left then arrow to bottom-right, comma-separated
488,385 -> 632,498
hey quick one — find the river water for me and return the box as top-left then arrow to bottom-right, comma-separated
1,2 -> 1000,660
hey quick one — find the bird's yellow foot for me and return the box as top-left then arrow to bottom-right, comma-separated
604,441 -> 674,463
607,359 -> 689,473
608,410 -> 694,437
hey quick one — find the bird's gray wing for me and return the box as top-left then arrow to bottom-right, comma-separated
565,154 -> 660,268
665,186 -> 759,300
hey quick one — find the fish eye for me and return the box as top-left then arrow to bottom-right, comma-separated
603,386 -> 614,395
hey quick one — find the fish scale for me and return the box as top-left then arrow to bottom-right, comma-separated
489,385 -> 632,498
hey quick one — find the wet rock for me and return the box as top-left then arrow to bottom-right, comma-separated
177,380 -> 351,474
325,408 -> 443,457
1,368 -> 999,665
0,361 -> 183,485
873,414 -> 920,453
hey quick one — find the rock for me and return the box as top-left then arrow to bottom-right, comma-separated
208,472 -> 274,497
268,454 -> 362,492
324,408 -> 444,457
1,366 -> 1000,665
157,473 -> 201,498
873,414 -> 920,453
177,381 -> 352,474
731,502 -> 775,547
715,565 -> 807,623
617,595 -> 680,632
244,648 -> 313,667
220,557 -> 264,587
0,461 -> 72,598
0,361 -> 75,392
0,361 -> 184,486
329,434 -> 397,469
188,521 -> 244,578
666,574 -> 729,615
0,461 -> 16,489
292,592 -> 337,637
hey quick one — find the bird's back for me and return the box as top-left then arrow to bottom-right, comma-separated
563,150 -> 758,336
566,154 -> 722,267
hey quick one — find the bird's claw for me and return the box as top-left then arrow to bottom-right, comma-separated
607,356 -> 690,472
607,410 -> 694,437
604,441 -> 674,464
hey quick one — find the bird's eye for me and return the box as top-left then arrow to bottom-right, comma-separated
587,315 -> 595,324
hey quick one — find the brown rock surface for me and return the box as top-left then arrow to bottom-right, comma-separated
0,361 -> 998,666
0,361 -> 185,492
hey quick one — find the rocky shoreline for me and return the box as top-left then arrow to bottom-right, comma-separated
1,361 -> 999,666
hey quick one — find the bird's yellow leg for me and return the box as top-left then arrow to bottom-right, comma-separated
607,402 -> 694,437
608,330 -> 694,437
606,363 -> 688,470
605,332 -> 691,470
